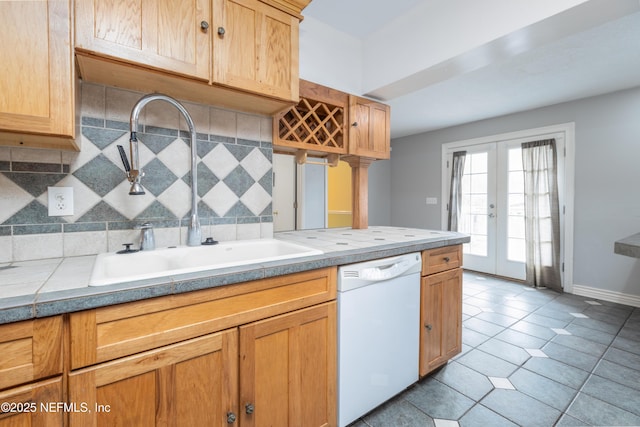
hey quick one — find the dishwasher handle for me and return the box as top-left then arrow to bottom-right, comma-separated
359,256 -> 420,282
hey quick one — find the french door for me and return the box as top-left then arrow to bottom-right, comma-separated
448,140 -> 540,281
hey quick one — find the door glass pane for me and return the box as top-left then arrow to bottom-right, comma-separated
507,147 -> 525,262
459,152 -> 488,257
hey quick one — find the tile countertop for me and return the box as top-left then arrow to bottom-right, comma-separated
0,226 -> 469,325
614,232 -> 640,258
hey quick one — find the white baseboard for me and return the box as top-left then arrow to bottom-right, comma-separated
571,284 -> 640,308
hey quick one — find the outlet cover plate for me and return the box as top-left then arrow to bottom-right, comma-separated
48,187 -> 74,216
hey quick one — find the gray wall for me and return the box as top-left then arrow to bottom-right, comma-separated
389,86 -> 640,297
368,159 -> 391,226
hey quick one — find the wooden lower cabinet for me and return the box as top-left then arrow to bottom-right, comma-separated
419,268 -> 463,377
0,377 -> 63,427
239,301 -> 336,427
68,301 -> 337,427
68,330 -> 238,427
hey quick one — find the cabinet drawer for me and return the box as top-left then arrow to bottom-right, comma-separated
422,245 -> 462,276
70,267 -> 337,369
0,317 -> 63,390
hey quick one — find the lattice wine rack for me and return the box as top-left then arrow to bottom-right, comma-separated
274,81 -> 348,155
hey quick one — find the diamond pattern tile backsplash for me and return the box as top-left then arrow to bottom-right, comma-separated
0,83 -> 275,263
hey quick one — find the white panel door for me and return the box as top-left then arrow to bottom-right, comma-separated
450,142 -> 526,280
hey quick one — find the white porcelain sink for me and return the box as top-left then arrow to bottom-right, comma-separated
89,239 -> 323,286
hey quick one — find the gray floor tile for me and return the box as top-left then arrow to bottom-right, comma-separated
568,317 -> 622,335
433,361 -> 493,401
582,374 -> 640,416
550,334 -> 609,358
533,307 -> 578,322
565,323 -> 616,346
501,298 -> 543,313
522,357 -> 590,389
566,393 -> 640,426
459,404 -> 518,427
618,324 -> 640,342
541,341 -> 600,372
510,320 -> 557,340
456,349 -> 519,377
462,303 -> 483,316
477,338 -> 531,366
509,368 -> 577,411
474,311 -> 519,327
481,389 -> 562,427
603,346 -> 640,371
522,313 -> 570,329
462,327 -> 491,347
612,335 -> 640,356
593,359 -> 640,391
404,377 -> 475,420
488,304 -> 531,320
554,413 -> 591,426
361,397 -> 435,427
495,328 -> 549,349
463,317 -> 505,337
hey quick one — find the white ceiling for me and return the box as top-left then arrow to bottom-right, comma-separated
302,0 -> 640,138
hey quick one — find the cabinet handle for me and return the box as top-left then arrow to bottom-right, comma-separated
200,21 -> 209,32
443,257 -> 450,262
425,324 -> 433,331
218,26 -> 226,36
226,412 -> 236,424
245,403 -> 255,414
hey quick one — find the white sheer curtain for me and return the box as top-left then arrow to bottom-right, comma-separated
521,139 -> 562,292
447,151 -> 466,231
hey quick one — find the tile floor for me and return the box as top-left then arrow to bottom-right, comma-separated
349,272 -> 640,427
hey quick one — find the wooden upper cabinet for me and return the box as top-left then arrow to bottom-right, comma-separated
348,95 -> 391,160
75,0 -> 211,81
213,0 -> 299,102
0,0 -> 76,150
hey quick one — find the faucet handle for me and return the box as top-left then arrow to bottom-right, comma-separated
135,222 -> 153,230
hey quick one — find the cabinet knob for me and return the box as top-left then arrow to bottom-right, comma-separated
352,121 -> 358,127
226,412 -> 236,423
443,257 -> 450,263
245,403 -> 255,414
425,324 -> 433,331
218,26 -> 226,36
200,21 -> 209,32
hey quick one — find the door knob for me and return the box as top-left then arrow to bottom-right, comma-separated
488,213 -> 495,218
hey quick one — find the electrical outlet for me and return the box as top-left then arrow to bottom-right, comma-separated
48,187 -> 74,216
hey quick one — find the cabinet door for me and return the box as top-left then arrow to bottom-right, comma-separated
0,317 -> 63,391
239,302 -> 336,427
213,0 -> 299,101
75,0 -> 211,81
0,377 -> 63,427
0,0 -> 74,141
420,268 -> 462,376
68,330 -> 238,427
348,96 -> 390,159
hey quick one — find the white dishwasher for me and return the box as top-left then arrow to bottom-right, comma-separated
337,252 -> 422,427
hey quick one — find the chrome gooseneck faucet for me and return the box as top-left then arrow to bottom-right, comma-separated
126,93 -> 201,247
